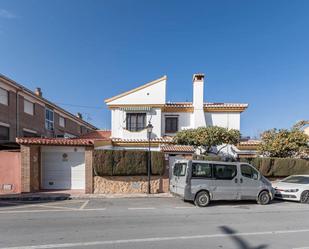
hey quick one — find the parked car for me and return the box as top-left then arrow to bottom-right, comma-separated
272,175 -> 309,203
170,160 -> 274,207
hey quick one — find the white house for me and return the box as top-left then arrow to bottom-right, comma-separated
103,74 -> 248,154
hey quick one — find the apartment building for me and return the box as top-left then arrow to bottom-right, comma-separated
0,74 -> 97,149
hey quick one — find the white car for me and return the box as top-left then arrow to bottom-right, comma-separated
272,175 -> 309,203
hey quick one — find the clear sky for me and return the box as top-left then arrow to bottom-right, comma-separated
0,0 -> 308,137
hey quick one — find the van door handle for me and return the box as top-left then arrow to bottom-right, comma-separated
240,178 -> 243,184
234,178 -> 238,183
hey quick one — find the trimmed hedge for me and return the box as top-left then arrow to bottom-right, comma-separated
241,157 -> 309,177
193,155 -> 222,161
93,150 -> 165,176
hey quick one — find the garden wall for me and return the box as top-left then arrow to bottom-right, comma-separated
93,150 -> 169,194
94,176 -> 169,194
0,151 -> 21,194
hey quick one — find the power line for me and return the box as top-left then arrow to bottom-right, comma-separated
54,102 -> 104,109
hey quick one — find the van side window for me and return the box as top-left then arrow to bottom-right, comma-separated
213,164 -> 237,180
241,164 -> 259,180
192,163 -> 212,178
173,163 -> 186,177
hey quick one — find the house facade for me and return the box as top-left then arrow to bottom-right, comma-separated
104,73 -> 248,154
0,74 -> 97,149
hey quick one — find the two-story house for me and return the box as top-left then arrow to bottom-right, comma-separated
0,74 -> 97,149
104,73 -> 248,154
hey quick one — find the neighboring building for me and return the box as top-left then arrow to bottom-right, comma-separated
304,126 -> 309,137
0,74 -> 97,149
103,73 -> 248,154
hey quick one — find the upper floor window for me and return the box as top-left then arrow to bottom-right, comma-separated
59,116 -> 65,128
165,116 -> 178,133
126,113 -> 146,132
24,99 -> 34,115
45,108 -> 54,131
0,125 -> 9,141
0,88 -> 8,106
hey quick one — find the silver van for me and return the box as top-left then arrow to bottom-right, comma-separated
170,160 -> 274,207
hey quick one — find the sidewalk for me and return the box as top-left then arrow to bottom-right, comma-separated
0,191 -> 173,201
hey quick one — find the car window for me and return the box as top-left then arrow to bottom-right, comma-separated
173,163 -> 186,177
282,176 -> 309,184
192,163 -> 212,178
213,164 -> 237,180
241,164 -> 259,180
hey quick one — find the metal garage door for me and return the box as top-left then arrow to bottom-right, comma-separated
41,146 -> 85,190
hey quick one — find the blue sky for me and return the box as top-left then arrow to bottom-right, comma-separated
0,0 -> 308,137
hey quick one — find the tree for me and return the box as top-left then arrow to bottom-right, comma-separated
173,126 -> 241,155
258,125 -> 309,158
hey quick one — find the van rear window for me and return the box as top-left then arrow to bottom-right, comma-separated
192,163 -> 212,178
213,164 -> 237,180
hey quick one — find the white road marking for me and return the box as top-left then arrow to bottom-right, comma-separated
128,207 -> 156,210
293,247 -> 309,249
79,200 -> 89,210
0,208 -> 106,214
1,228 -> 309,249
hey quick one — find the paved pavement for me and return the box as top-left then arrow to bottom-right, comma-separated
0,197 -> 308,249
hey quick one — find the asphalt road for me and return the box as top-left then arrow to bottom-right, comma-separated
0,197 -> 308,249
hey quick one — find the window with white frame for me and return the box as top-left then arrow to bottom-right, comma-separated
0,88 -> 8,106
24,99 -> 34,115
45,108 -> 54,130
59,116 -> 65,127
126,113 -> 146,132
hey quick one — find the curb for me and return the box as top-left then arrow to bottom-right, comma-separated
0,193 -> 173,201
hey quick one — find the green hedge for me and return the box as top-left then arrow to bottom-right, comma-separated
193,155 -> 222,161
242,157 -> 309,177
93,150 -> 165,176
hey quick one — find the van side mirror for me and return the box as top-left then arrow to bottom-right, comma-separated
253,173 -> 259,180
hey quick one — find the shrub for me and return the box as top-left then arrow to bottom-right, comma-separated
249,157 -> 309,177
151,152 -> 165,176
193,154 -> 222,161
93,150 -> 165,176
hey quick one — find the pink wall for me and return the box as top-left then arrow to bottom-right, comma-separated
0,151 -> 21,194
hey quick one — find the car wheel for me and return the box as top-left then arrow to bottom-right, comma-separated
300,191 -> 309,204
258,191 -> 271,205
194,191 -> 210,207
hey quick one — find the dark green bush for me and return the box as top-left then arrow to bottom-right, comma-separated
151,152 -> 165,175
93,150 -> 165,176
193,155 -> 222,161
249,157 -> 309,177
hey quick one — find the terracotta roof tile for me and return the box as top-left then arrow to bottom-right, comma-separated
164,102 -> 248,109
112,137 -> 173,143
78,130 -> 111,140
161,145 -> 195,153
16,137 -> 94,146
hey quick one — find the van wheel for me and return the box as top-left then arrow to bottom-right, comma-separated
258,191 -> 271,205
300,191 -> 309,204
194,191 -> 210,207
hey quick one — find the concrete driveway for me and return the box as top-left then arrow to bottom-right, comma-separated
0,197 -> 308,249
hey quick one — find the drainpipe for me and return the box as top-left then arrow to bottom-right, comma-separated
16,89 -> 20,138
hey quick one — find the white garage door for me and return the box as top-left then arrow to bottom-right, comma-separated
41,146 -> 85,190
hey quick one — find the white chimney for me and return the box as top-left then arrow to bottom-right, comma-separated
192,73 -> 206,128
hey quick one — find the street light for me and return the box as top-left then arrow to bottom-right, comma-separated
146,121 -> 153,194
